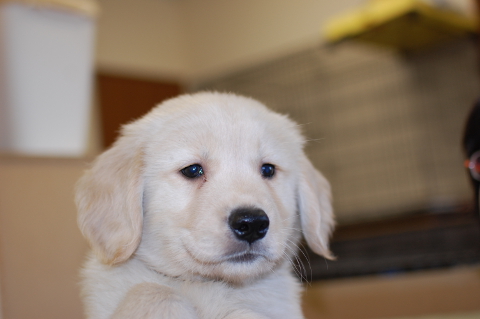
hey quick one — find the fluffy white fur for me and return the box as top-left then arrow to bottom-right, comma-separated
76,92 -> 334,319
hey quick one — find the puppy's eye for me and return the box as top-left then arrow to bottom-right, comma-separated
181,164 -> 204,178
261,164 -> 275,178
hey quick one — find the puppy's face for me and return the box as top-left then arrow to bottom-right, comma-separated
76,93 -> 334,284
138,99 -> 304,282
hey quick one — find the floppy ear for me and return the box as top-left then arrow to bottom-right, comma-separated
297,155 -> 335,260
75,135 -> 144,265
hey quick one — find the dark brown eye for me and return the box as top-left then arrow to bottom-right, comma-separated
181,164 -> 204,178
261,164 -> 275,178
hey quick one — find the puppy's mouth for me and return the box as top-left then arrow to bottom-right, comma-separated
182,240 -> 270,265
226,252 -> 261,263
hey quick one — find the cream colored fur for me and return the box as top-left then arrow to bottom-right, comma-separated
76,92 -> 334,319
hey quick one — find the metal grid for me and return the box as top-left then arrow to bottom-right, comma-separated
196,39 -> 479,223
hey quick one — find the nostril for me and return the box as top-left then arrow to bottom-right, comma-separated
238,223 -> 250,233
259,222 -> 268,232
228,207 -> 270,244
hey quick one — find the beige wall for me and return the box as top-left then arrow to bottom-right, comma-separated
96,0 -> 190,81
0,156 -> 89,319
177,0 -> 365,81
95,0 -> 366,83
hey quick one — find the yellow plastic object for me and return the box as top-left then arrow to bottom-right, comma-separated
324,0 -> 478,51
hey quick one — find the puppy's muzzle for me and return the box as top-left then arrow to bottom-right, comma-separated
228,207 -> 269,244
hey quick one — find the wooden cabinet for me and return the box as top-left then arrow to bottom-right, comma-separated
303,266 -> 480,319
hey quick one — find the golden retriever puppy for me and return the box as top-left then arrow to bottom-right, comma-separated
76,92 -> 334,319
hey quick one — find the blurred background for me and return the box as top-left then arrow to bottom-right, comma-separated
0,0 -> 479,318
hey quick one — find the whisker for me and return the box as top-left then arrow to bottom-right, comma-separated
281,246 -> 305,282
279,238 -> 310,283
296,241 -> 313,284
304,138 -> 326,145
286,240 -> 309,280
295,122 -> 312,127
281,214 -> 300,222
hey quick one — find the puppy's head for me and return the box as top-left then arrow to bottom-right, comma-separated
76,92 -> 334,283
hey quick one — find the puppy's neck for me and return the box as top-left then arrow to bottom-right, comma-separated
149,265 -> 219,284
150,265 -> 278,288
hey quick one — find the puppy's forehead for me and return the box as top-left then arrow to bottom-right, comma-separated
143,93 -> 305,159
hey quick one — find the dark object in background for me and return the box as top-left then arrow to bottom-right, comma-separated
463,100 -> 480,214
97,73 -> 182,149
296,211 -> 480,281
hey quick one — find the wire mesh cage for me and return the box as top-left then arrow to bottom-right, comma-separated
196,39 -> 479,224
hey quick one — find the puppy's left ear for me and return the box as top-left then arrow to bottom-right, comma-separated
297,155 -> 335,260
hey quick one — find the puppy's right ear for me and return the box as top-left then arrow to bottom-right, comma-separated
76,135 -> 144,265
297,155 -> 335,260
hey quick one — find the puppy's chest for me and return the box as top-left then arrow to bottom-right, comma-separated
171,281 -> 261,317
167,274 -> 300,319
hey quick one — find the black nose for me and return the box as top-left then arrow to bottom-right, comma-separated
228,207 -> 269,244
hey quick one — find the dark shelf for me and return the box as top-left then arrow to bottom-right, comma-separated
297,211 -> 480,281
